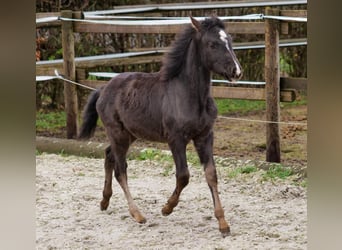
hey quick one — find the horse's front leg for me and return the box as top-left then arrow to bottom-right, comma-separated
162,139 -> 190,216
193,132 -> 230,237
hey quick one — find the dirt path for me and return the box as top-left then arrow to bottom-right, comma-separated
36,153 -> 306,249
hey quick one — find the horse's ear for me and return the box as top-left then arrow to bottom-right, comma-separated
190,16 -> 201,32
211,13 -> 218,18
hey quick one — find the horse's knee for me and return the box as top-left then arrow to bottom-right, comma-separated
105,147 -> 115,163
114,163 -> 127,183
177,169 -> 190,188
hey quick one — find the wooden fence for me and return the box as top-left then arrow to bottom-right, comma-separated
36,5 -> 307,163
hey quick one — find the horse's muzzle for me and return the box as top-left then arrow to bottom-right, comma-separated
233,67 -> 243,81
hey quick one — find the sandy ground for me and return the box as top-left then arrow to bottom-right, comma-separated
36,153 -> 306,249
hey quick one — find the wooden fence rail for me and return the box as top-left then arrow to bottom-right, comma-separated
36,7 -> 307,163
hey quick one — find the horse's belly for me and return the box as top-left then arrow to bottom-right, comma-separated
124,119 -> 167,143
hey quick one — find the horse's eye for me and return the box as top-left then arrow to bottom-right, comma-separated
208,42 -> 218,49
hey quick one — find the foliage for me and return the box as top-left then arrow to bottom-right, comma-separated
48,48 -> 63,61
215,99 -> 265,115
226,165 -> 258,178
133,148 -> 172,162
215,97 -> 307,116
262,164 -> 294,180
36,1 -> 307,113
36,111 -> 66,131
36,110 -> 104,131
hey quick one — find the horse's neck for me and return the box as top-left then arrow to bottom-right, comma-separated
183,42 -> 211,106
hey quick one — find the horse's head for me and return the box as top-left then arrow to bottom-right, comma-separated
191,16 -> 242,82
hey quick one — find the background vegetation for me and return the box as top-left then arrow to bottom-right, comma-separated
36,0 -> 307,113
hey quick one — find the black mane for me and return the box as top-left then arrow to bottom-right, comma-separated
160,17 -> 225,82
200,16 -> 225,31
160,25 -> 195,81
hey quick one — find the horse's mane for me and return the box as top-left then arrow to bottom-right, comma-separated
160,17 -> 225,82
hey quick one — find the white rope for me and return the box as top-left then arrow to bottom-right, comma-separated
263,14 -> 307,22
36,13 -> 306,24
59,16 -> 195,25
36,75 -> 59,81
83,14 -> 264,21
82,1 -> 307,15
87,73 -> 267,85
36,16 -> 59,23
88,72 -> 120,78
212,79 -> 265,85
54,70 -> 96,91
218,116 -> 307,126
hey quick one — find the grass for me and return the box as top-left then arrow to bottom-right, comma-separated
36,110 -> 104,132
36,98 -> 307,132
215,99 -> 265,115
226,165 -> 258,178
215,97 -> 307,116
223,162 -> 296,181
262,164 -> 294,181
36,111 -> 66,131
130,148 -> 200,166
132,148 -> 173,162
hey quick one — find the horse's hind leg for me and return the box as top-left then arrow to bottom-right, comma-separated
193,132 -> 230,237
162,139 -> 190,216
100,146 -> 114,211
108,133 -> 146,224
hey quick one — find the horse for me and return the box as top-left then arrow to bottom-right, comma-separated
78,16 -> 242,237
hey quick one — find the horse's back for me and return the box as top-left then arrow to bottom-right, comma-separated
97,71 -> 167,142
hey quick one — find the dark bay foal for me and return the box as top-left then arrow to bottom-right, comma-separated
79,16 -> 242,237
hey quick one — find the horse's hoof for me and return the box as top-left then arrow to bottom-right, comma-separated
100,200 -> 109,211
133,214 -> 146,224
161,205 -> 173,216
129,209 -> 146,224
137,217 -> 147,224
220,227 -> 231,238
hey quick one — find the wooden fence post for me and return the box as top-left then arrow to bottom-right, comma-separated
61,10 -> 78,139
265,7 -> 281,163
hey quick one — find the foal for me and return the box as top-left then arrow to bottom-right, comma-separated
79,16 -> 242,237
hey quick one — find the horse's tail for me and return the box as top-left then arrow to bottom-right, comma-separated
78,89 -> 101,140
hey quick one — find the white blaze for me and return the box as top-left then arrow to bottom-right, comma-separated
218,29 -> 241,76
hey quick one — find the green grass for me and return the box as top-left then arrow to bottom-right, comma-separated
214,96 -> 307,115
262,164 -> 294,181
130,148 -> 200,166
226,165 -> 258,178
134,148 -> 173,162
215,99 -> 265,115
36,111 -> 66,131
36,110 -> 104,131
224,163 -> 296,181
281,96 -> 307,108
